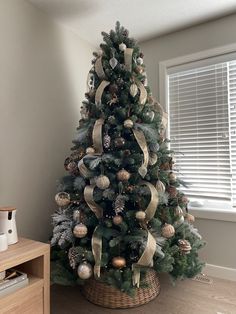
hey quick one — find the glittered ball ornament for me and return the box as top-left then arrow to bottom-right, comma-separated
161,223 -> 175,238
185,213 -> 195,224
135,211 -> 146,221
114,137 -> 126,148
55,192 -> 70,207
112,256 -> 126,269
119,42 -> 127,51
77,262 -> 93,280
117,169 -> 131,181
113,215 -> 123,225
86,147 -> 95,154
178,239 -> 192,254
73,223 -> 88,238
123,119 -> 134,129
96,175 -> 110,190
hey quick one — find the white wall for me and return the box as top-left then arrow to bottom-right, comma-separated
140,14 -> 236,272
0,0 -> 94,242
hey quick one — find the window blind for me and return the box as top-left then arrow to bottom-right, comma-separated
168,62 -> 232,201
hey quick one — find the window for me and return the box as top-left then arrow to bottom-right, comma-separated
165,54 -> 236,207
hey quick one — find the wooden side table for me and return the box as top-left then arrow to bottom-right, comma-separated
0,237 -> 50,314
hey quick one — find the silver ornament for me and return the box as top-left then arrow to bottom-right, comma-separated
119,42 -> 127,51
137,57 -> 143,65
77,262 -> 93,280
109,57 -> 118,69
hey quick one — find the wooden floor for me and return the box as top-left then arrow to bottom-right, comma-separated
51,274 -> 236,314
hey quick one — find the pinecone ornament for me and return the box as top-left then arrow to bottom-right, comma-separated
68,247 -> 78,269
103,134 -> 111,148
114,194 -> 125,214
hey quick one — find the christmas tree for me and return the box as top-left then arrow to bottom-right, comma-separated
51,22 -> 205,296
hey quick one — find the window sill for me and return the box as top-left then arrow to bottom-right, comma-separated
188,206 -> 236,222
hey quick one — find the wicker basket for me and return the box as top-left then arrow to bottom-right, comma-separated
82,269 -> 160,309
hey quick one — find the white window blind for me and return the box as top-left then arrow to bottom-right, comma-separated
168,60 -> 236,204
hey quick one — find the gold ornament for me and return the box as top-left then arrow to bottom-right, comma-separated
149,152 -> 158,166
73,223 -> 88,238
77,262 -> 93,279
123,119 -> 134,129
119,42 -> 127,51
113,215 -> 123,225
130,83 -> 138,97
175,206 -> 183,217
161,223 -> 175,238
178,239 -> 192,254
112,256 -> 126,269
55,192 -> 70,207
185,213 -> 195,223
169,172 -> 177,181
135,211 -> 146,221
86,147 -> 95,154
117,169 -> 131,181
96,175 -> 110,190
156,180 -> 165,193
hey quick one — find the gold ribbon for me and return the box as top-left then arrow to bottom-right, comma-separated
95,80 -> 110,105
132,181 -> 159,287
84,185 -> 103,219
92,226 -> 102,278
92,118 -> 104,154
132,231 -> 156,287
133,129 -> 149,178
95,57 -> 106,79
78,156 -> 93,178
142,181 -> 159,221
136,80 -> 147,105
124,48 -> 133,72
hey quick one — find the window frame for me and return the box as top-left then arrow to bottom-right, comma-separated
159,43 -> 236,222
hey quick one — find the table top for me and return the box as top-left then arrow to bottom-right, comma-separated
0,237 -> 50,272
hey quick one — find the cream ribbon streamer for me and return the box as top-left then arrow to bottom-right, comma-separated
132,231 -> 156,287
95,57 -> 106,79
92,118 -> 104,154
136,80 -> 147,105
84,184 -> 103,219
132,181 -> 159,287
133,129 -> 149,178
78,156 -> 93,178
92,226 -> 102,278
124,48 -> 133,72
95,80 -> 110,105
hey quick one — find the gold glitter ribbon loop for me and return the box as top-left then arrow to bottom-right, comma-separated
142,181 -> 159,221
78,157 -> 93,178
136,80 -> 147,105
95,56 -> 106,79
95,80 -> 110,105
92,118 -> 104,154
133,129 -> 149,178
124,48 -> 133,72
92,226 -> 102,278
84,185 -> 103,219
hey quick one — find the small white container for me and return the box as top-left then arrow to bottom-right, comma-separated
0,207 -> 18,245
0,233 -> 8,252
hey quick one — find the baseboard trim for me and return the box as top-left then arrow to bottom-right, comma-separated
204,263 -> 236,281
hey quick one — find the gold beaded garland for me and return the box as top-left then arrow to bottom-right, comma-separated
73,223 -> 88,238
161,223 -> 175,238
55,192 -> 70,207
112,256 -> 126,269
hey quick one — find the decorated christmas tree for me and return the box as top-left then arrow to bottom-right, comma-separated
51,22 -> 204,300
